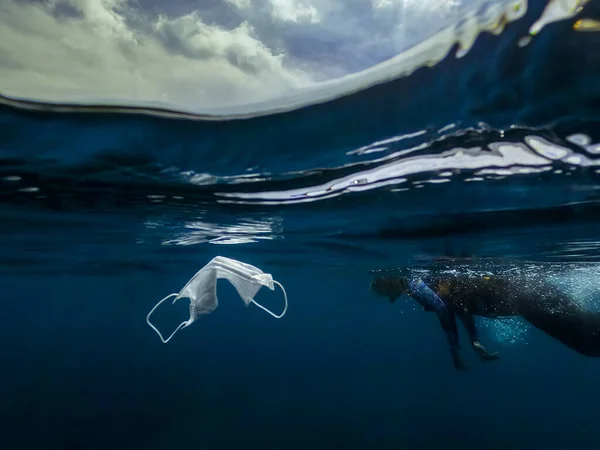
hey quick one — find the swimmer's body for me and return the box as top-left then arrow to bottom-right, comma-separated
371,272 -> 600,370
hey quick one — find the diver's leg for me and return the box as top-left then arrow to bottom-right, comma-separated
437,311 -> 467,370
458,314 -> 499,361
518,286 -> 600,357
523,309 -> 600,357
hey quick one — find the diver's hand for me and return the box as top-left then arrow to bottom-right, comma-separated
473,341 -> 499,361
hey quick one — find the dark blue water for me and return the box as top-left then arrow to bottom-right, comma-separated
3,1 -> 600,449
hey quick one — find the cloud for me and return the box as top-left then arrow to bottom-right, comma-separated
0,0 -> 516,113
270,0 -> 321,23
0,0 -> 313,112
152,14 -> 285,76
226,0 -> 252,9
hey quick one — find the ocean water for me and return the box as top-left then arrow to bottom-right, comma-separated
2,0 -> 600,449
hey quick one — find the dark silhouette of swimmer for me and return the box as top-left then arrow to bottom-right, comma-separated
371,272 -> 600,370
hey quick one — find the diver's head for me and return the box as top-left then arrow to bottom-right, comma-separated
370,275 -> 410,303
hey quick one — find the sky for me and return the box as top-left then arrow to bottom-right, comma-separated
0,0 -> 519,113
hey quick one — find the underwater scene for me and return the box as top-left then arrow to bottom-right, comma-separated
2,0 -> 600,449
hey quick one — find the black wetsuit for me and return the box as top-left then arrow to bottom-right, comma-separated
415,273 -> 600,359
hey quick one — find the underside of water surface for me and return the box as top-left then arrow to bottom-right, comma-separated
2,0 -> 600,272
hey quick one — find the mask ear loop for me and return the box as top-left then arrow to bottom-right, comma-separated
250,280 -> 288,319
146,293 -> 189,343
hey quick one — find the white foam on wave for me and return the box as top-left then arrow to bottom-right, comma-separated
529,0 -> 590,36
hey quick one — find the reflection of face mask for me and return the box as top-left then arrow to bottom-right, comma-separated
146,256 -> 288,343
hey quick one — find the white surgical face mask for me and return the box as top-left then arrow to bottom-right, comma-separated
146,256 -> 288,343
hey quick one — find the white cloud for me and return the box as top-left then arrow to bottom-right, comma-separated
66,0 -> 135,40
227,0 -> 252,9
0,0 -> 313,113
152,15 -> 287,76
372,0 -> 460,13
270,0 -> 321,23
369,0 -> 464,53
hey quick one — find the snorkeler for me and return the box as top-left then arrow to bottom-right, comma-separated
370,272 -> 600,370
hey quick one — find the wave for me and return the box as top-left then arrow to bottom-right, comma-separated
0,0 -> 588,116
1,0 -> 599,273
1,0 -> 599,200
